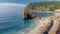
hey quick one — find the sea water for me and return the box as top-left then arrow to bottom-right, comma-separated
33,12 -> 54,18
0,3 -> 54,34
0,3 -> 24,34
24,12 -> 54,34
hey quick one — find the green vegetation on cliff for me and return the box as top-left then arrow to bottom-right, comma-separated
25,1 -> 60,12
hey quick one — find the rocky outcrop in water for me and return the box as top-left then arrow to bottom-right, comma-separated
24,10 -> 36,20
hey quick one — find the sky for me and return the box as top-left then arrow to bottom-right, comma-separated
0,0 -> 60,4
0,0 -> 45,4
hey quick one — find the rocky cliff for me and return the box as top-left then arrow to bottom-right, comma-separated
24,9 -> 36,20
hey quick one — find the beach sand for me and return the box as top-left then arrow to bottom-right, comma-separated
24,13 -> 60,34
26,17 -> 52,34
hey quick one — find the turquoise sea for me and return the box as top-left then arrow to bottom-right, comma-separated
24,12 -> 54,34
0,4 -> 54,34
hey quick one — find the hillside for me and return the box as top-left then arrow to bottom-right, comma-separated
24,1 -> 60,12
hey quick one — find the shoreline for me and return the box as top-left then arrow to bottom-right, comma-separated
26,12 -> 60,34
26,17 -> 51,34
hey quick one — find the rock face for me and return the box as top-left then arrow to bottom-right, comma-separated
24,10 -> 36,20
56,26 -> 60,34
